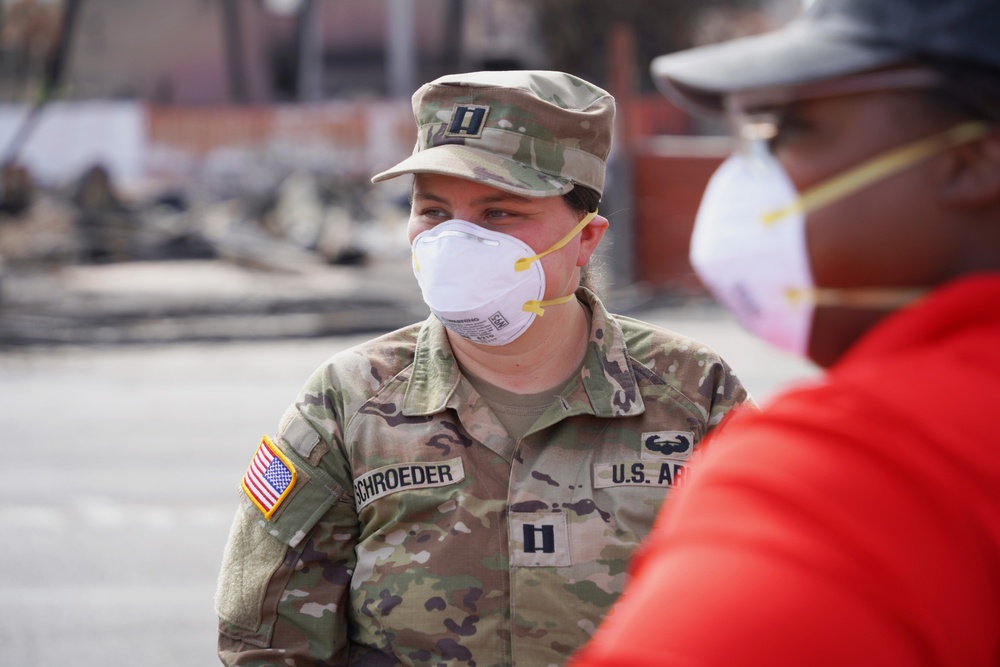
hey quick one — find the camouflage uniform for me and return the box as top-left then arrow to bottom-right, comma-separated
216,288 -> 751,666
216,69 -> 752,666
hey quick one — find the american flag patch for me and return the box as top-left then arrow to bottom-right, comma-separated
241,435 -> 297,519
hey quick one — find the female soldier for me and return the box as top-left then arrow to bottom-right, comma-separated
215,70 -> 751,666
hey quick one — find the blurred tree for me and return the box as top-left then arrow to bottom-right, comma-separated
537,0 -> 773,91
0,0 -> 79,183
0,0 -> 63,101
219,0 -> 251,103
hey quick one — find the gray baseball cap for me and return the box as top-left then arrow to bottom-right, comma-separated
371,70 -> 615,197
651,0 -> 1000,113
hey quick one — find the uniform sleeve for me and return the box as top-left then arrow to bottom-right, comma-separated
215,409 -> 365,666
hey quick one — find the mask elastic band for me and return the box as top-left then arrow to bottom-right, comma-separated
786,286 -> 927,309
522,293 -> 575,316
763,121 -> 991,225
515,210 -> 598,272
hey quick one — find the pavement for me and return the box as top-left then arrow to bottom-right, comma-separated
0,249 -> 822,400
0,259 -> 822,667
0,254 -> 429,346
0,246 -> 824,405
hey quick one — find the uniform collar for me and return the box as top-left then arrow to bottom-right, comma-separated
574,287 -> 645,418
401,288 -> 644,419
401,312 -> 464,417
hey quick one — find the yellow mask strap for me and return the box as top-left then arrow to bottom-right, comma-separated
763,121 -> 990,225
515,209 -> 598,272
522,293 -> 575,316
786,286 -> 927,309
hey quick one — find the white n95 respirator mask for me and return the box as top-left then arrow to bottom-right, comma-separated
691,120 -> 989,357
690,144 -> 815,355
412,211 -> 596,346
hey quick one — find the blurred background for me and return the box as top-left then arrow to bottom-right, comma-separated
0,0 -> 809,343
0,1 -> 820,665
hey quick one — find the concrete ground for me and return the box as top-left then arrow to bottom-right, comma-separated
0,307 -> 819,667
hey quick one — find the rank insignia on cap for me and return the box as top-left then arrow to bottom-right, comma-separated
446,104 -> 490,138
241,435 -> 297,519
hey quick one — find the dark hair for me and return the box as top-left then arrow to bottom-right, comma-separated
562,184 -> 605,296
562,185 -> 601,214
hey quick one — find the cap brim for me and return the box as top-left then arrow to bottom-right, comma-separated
371,144 -> 574,198
651,22 -> 907,113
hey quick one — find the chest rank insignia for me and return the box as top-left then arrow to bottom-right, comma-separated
242,435 -> 297,520
446,104 -> 490,138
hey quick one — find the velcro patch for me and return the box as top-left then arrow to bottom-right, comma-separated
593,460 -> 689,489
354,458 -> 465,511
242,435 -> 297,520
641,431 -> 695,459
509,512 -> 570,567
445,104 -> 490,138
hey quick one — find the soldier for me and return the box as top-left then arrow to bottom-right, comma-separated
572,0 -> 1000,665
215,70 -> 752,666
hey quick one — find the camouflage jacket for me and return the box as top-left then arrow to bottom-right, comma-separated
216,289 -> 752,666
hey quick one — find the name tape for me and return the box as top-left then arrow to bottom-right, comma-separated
594,460 -> 688,489
355,458 -> 465,510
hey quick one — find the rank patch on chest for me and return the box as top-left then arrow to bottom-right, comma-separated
242,435 -> 297,520
509,512 -> 570,567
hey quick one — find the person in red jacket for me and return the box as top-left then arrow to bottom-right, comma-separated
571,0 -> 1000,665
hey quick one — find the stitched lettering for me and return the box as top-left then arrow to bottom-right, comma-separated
593,461 -> 689,489
354,458 -> 466,511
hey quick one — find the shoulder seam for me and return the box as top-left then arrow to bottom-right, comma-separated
342,358 -> 418,445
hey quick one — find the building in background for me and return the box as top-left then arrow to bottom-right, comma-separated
62,0 -> 546,105
0,0 -> 798,293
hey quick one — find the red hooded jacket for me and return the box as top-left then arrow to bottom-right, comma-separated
572,274 -> 1000,666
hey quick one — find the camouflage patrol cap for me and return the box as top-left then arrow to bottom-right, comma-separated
371,70 -> 615,197
651,0 -> 1000,113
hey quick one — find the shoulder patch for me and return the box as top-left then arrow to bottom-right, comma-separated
241,435 -> 298,520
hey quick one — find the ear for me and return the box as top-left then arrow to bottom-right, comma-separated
576,213 -> 609,266
940,130 -> 1000,208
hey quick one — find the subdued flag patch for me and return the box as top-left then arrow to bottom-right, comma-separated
242,435 -> 297,519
